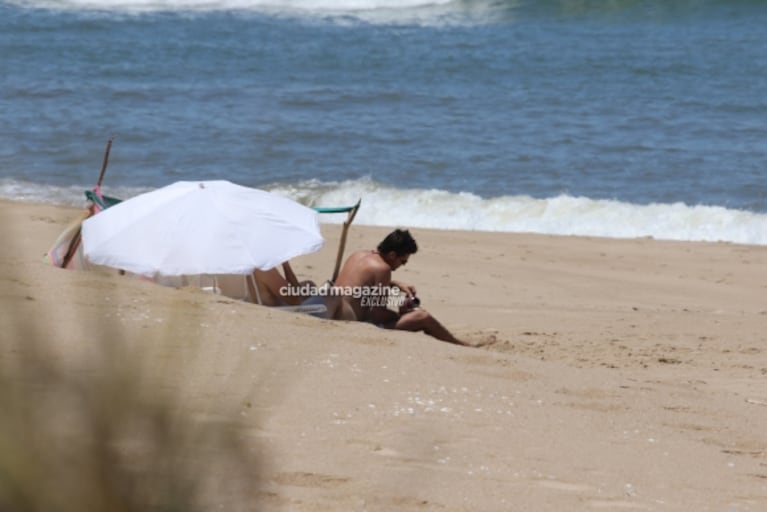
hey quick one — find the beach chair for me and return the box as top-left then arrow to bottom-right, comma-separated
44,139 -> 114,270
84,190 -> 122,211
315,199 -> 361,282
44,189 -> 106,270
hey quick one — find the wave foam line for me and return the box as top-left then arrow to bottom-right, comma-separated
6,0 -> 497,26
7,0 -> 454,13
2,177 -> 765,246
270,178 -> 767,246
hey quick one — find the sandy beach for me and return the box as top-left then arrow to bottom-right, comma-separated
2,198 -> 766,511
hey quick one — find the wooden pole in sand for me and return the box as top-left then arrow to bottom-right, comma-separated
96,136 -> 114,188
60,137 -> 114,268
331,200 -> 361,282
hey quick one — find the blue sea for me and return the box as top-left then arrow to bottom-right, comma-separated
2,0 -> 766,244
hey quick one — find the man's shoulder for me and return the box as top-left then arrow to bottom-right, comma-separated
347,249 -> 379,265
348,249 -> 373,258
337,250 -> 389,287
355,251 -> 389,270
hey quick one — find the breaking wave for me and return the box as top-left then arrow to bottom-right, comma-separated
6,177 -> 763,246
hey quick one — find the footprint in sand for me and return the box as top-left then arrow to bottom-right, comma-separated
465,329 -> 502,348
534,481 -> 648,509
536,479 -> 593,492
587,499 -> 647,509
271,471 -> 349,489
372,445 -> 401,457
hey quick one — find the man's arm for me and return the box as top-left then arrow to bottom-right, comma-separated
367,264 -> 399,324
390,279 -> 416,298
281,261 -> 300,287
259,268 -> 306,306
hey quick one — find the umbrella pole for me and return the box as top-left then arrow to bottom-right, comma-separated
246,273 -> 263,305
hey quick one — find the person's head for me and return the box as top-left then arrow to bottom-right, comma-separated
377,229 -> 418,270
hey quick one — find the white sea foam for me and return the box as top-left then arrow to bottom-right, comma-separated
271,178 -> 767,246
8,0 -> 452,12
7,0 -> 491,25
3,177 -> 765,246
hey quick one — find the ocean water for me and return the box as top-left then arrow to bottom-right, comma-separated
1,0 -> 766,244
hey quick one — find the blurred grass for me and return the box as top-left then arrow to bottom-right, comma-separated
0,305 -> 261,512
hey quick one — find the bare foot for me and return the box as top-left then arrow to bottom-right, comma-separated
472,333 -> 498,348
459,330 -> 499,348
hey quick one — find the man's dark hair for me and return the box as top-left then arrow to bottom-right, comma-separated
377,229 -> 418,256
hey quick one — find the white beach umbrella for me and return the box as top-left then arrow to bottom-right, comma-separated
81,180 -> 324,276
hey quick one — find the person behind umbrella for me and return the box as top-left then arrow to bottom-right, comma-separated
247,261 -> 348,320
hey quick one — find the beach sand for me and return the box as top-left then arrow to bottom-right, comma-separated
2,198 -> 766,511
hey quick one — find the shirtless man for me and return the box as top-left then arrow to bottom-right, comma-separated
334,229 -> 472,346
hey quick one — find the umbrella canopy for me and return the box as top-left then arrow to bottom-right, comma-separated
81,180 -> 324,276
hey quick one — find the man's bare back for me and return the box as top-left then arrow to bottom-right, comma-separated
334,249 -> 395,323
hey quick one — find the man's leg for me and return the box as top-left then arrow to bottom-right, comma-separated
394,309 -> 468,346
332,297 -> 357,321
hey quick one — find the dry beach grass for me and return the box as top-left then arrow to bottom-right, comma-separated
1,198 -> 766,511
